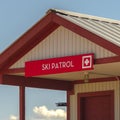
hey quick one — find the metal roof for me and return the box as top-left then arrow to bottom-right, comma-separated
50,9 -> 120,47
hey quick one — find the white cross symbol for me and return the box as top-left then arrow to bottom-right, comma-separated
84,59 -> 89,66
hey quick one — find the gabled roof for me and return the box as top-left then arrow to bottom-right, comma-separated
52,9 -> 120,47
0,9 -> 120,73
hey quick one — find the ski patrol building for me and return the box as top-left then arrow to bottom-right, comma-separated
0,9 -> 120,120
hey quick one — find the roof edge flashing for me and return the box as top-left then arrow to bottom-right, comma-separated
48,8 -> 120,25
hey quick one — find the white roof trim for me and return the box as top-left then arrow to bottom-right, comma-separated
50,8 -> 120,25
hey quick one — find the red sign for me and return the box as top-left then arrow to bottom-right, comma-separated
25,54 -> 94,77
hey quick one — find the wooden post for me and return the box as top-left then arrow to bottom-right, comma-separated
19,86 -> 25,120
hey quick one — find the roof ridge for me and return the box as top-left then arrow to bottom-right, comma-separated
49,8 -> 120,25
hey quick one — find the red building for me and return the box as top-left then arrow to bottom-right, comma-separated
0,9 -> 120,120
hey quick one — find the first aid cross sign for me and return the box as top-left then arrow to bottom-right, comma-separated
25,54 -> 94,77
82,55 -> 93,69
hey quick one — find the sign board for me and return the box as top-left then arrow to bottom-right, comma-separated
25,54 -> 94,77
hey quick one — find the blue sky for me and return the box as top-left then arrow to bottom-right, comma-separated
0,0 -> 120,120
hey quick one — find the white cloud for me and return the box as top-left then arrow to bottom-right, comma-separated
33,105 -> 66,120
9,115 -> 18,120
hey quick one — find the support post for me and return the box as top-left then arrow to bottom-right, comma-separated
67,89 -> 74,120
67,91 -> 70,120
19,86 -> 25,120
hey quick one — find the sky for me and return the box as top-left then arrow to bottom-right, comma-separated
0,0 -> 120,120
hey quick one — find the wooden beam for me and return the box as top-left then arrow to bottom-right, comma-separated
5,56 -> 120,75
95,56 -> 120,64
2,75 -> 73,91
0,12 -> 59,73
